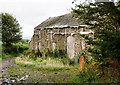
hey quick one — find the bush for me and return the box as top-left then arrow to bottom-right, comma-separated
71,60 -> 120,83
2,39 -> 29,55
23,49 -> 44,60
52,49 -> 67,58
69,58 -> 75,65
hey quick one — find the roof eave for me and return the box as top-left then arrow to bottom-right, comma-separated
34,25 -> 89,30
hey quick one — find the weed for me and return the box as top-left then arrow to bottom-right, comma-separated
14,56 -> 75,72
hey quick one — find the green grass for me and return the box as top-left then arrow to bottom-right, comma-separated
5,66 -> 79,83
13,55 -> 79,72
2,53 -> 21,60
3,55 -> 80,83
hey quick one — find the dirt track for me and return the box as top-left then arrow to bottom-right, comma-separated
2,57 -> 18,70
0,57 -> 19,84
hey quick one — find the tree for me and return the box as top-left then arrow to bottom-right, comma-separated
72,1 -> 120,61
0,14 -> 2,41
1,13 -> 22,53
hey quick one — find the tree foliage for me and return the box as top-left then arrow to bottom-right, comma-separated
0,14 -> 2,41
72,1 -> 120,61
1,13 -> 22,53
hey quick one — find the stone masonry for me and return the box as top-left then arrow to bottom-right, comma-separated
29,13 -> 94,59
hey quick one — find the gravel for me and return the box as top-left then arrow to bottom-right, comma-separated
0,57 -> 20,84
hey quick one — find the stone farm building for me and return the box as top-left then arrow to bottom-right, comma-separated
28,13 -> 94,59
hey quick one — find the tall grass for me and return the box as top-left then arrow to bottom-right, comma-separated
14,55 -> 76,72
22,49 -> 76,66
13,48 -> 79,72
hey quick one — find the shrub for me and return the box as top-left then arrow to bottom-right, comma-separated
52,49 -> 67,58
23,49 -> 44,60
44,48 -> 53,58
71,60 -> 120,83
69,58 -> 75,65
2,39 -> 29,55
53,49 -> 58,58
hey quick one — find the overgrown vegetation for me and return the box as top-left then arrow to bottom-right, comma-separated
2,39 -> 29,59
14,56 -> 72,72
15,48 -> 77,70
15,48 -> 120,83
2,48 -> 80,83
71,0 -> 120,83
1,13 -> 28,59
70,60 -> 120,83
72,1 -> 120,61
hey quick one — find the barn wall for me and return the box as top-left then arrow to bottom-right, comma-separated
28,27 -> 93,59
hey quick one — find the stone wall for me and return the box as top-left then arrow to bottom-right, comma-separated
29,27 -> 94,59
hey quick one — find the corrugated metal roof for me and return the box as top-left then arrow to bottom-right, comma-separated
34,13 -> 86,29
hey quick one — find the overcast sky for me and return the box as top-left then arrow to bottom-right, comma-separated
0,0 -> 74,39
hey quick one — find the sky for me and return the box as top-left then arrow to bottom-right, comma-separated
0,0 -> 74,39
